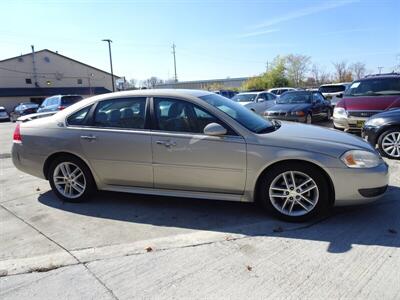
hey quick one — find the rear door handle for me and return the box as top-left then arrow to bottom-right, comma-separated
80,135 -> 97,141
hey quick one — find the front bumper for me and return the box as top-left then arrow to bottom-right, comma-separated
328,162 -> 389,206
361,125 -> 380,146
265,115 -> 306,123
333,116 -> 368,131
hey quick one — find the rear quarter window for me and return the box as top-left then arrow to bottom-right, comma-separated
67,105 -> 92,126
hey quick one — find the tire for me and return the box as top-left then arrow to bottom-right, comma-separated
257,162 -> 331,222
48,156 -> 95,202
378,128 -> 400,160
305,113 -> 313,124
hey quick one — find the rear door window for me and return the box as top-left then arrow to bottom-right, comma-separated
93,97 -> 147,129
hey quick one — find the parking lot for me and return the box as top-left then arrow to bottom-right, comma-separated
0,121 -> 399,299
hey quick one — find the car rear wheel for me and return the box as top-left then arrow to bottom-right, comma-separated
378,128 -> 400,160
257,162 -> 331,222
48,156 -> 95,202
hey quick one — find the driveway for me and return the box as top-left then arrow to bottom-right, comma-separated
0,121 -> 399,299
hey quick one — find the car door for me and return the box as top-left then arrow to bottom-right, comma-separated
151,97 -> 246,194
76,97 -> 153,187
312,93 -> 324,120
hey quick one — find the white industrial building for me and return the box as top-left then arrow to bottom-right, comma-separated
0,49 -> 120,111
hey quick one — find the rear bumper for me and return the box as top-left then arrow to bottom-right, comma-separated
328,162 -> 389,206
12,143 -> 47,179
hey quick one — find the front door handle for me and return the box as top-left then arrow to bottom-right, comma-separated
156,140 -> 176,147
80,135 -> 97,141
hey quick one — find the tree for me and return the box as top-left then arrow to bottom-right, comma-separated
310,64 -> 331,86
241,56 -> 289,91
125,78 -> 137,90
350,62 -> 366,80
332,61 -> 353,82
142,77 -> 164,89
285,54 -> 311,87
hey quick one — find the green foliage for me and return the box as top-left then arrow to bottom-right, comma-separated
241,56 -> 289,90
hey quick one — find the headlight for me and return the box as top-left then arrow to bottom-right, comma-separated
340,150 -> 381,168
333,107 -> 347,118
365,117 -> 385,127
290,111 -> 305,116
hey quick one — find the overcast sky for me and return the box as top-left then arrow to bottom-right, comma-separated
1,0 -> 399,82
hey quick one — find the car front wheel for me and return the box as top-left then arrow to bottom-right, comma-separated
378,128 -> 400,160
48,156 -> 95,202
257,162 -> 331,222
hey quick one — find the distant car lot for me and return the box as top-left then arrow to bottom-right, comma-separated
0,120 -> 399,299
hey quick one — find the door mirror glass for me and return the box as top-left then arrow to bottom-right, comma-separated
203,123 -> 227,136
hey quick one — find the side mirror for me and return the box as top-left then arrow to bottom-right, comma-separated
337,94 -> 343,98
258,98 -> 265,102
203,123 -> 227,136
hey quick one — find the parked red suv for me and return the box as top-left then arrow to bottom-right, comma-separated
333,73 -> 400,131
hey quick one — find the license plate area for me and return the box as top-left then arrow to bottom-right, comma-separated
357,120 -> 365,128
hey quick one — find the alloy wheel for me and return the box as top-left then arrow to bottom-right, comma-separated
268,171 -> 319,217
53,162 -> 86,199
382,131 -> 400,158
306,114 -> 312,124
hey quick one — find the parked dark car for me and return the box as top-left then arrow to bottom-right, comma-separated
10,103 -> 39,122
263,91 -> 332,123
0,106 -> 10,122
37,95 -> 83,113
333,73 -> 400,131
362,108 -> 400,159
213,90 -> 237,99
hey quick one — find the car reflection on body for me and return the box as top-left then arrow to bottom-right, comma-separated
12,89 -> 388,222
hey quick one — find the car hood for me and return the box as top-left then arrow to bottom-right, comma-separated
267,103 -> 311,112
339,95 -> 400,111
255,121 -> 376,158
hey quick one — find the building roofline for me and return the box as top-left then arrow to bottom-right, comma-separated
0,49 -> 120,78
156,77 -> 250,86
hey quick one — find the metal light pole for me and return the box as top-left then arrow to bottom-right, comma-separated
102,39 -> 115,92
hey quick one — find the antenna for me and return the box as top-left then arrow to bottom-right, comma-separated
377,66 -> 383,74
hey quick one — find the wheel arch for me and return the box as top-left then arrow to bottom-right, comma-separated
43,151 -> 96,182
253,159 -> 335,205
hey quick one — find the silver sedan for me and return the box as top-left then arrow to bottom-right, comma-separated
12,89 -> 389,221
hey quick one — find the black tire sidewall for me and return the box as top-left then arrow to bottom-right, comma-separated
48,156 -> 95,202
257,162 -> 331,222
378,128 -> 400,160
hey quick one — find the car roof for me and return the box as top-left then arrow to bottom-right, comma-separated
0,106 -> 5,109
320,82 -> 351,86
360,73 -> 400,80
237,91 -> 262,95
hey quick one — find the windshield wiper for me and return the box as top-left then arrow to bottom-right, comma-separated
256,120 -> 281,134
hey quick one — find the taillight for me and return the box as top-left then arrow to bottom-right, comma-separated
13,123 -> 22,143
58,106 -> 66,110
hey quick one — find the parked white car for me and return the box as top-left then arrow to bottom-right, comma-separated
319,83 -> 351,107
268,87 -> 296,96
231,91 -> 277,115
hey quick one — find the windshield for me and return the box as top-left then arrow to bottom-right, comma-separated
277,92 -> 312,104
231,93 -> 257,102
0,108 -> 6,112
319,85 -> 346,93
345,77 -> 400,97
200,94 -> 274,133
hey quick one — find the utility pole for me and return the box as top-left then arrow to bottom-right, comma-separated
265,61 -> 269,72
172,43 -> 177,82
31,45 -> 39,87
377,66 -> 383,74
102,39 -> 115,92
